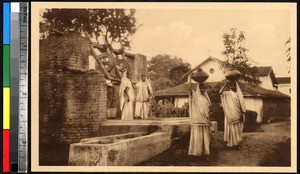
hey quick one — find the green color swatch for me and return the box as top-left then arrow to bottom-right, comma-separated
3,45 -> 10,87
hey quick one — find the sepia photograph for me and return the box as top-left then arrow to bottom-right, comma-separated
31,2 -> 297,172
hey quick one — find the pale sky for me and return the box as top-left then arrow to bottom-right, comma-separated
129,9 -> 291,77
39,7 -> 292,77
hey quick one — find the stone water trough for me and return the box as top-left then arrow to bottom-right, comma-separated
68,132 -> 171,166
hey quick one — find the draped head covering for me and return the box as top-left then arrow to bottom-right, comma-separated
190,84 -> 211,125
119,70 -> 134,111
140,74 -> 153,96
235,82 -> 247,113
220,81 -> 246,124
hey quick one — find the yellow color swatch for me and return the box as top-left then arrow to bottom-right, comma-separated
3,88 -> 10,129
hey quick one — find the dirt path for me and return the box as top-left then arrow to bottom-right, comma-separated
211,121 -> 290,166
140,121 -> 291,166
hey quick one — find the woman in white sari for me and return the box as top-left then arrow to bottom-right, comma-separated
188,83 -> 211,156
220,80 -> 246,149
135,74 -> 153,119
119,71 -> 135,120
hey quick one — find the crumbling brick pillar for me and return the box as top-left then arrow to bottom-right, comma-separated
39,35 -> 107,144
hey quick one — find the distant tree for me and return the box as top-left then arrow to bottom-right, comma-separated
285,38 -> 291,62
40,9 -> 138,49
222,28 -> 259,84
285,38 -> 291,73
148,54 -> 191,90
152,77 -> 176,91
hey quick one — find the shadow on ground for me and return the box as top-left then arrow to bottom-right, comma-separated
39,121 -> 291,166
139,121 -> 291,166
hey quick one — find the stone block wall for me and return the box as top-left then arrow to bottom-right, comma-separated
125,54 -> 147,83
39,35 -> 107,144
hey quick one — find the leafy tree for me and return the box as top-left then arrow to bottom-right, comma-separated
169,65 -> 191,85
285,38 -> 291,62
40,9 -> 138,49
152,77 -> 176,91
222,28 -> 259,84
207,82 -> 224,129
148,54 -> 191,90
285,38 -> 291,73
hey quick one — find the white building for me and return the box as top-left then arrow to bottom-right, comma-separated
155,56 -> 290,123
196,57 -> 226,82
276,77 -> 291,96
197,56 -> 278,90
254,66 -> 278,91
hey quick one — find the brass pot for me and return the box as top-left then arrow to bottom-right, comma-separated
191,68 -> 209,83
225,70 -> 241,81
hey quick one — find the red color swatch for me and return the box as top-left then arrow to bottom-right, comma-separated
3,130 -> 10,172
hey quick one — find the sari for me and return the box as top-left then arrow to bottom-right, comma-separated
221,82 -> 246,147
135,77 -> 153,119
188,84 -> 211,156
119,71 -> 135,120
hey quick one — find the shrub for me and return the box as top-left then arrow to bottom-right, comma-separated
243,110 -> 258,132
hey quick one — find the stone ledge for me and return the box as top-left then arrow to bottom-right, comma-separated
68,132 -> 171,166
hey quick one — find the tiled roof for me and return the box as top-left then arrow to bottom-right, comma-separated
254,66 -> 272,76
155,82 -> 289,99
198,56 -> 224,67
253,66 -> 277,85
276,77 -> 290,84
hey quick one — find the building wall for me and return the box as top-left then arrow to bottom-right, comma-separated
174,97 -> 189,108
199,60 -> 225,82
40,36 -> 107,144
262,97 -> 291,123
170,95 -> 264,123
126,54 -> 148,83
277,84 -> 291,96
88,55 -> 96,70
258,75 -> 276,90
244,97 -> 263,123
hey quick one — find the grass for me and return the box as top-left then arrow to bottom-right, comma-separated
259,138 -> 291,166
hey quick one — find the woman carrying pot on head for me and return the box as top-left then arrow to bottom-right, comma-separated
219,70 -> 246,149
188,68 -> 211,156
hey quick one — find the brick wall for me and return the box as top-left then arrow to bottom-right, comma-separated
39,35 -> 107,144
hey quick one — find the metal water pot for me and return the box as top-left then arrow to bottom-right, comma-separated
225,70 -> 241,81
191,68 -> 209,83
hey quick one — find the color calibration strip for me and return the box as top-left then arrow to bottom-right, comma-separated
11,2 -> 21,172
3,2 -> 27,173
3,2 -> 11,173
18,2 -> 29,173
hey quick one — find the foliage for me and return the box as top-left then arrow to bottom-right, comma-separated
40,9 -> 138,49
222,28 -> 259,85
153,100 -> 189,118
148,54 -> 191,90
152,77 -> 176,91
285,38 -> 291,62
207,82 -> 224,122
285,38 -> 291,73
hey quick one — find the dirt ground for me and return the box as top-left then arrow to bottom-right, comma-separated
139,121 -> 291,166
40,121 -> 291,167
